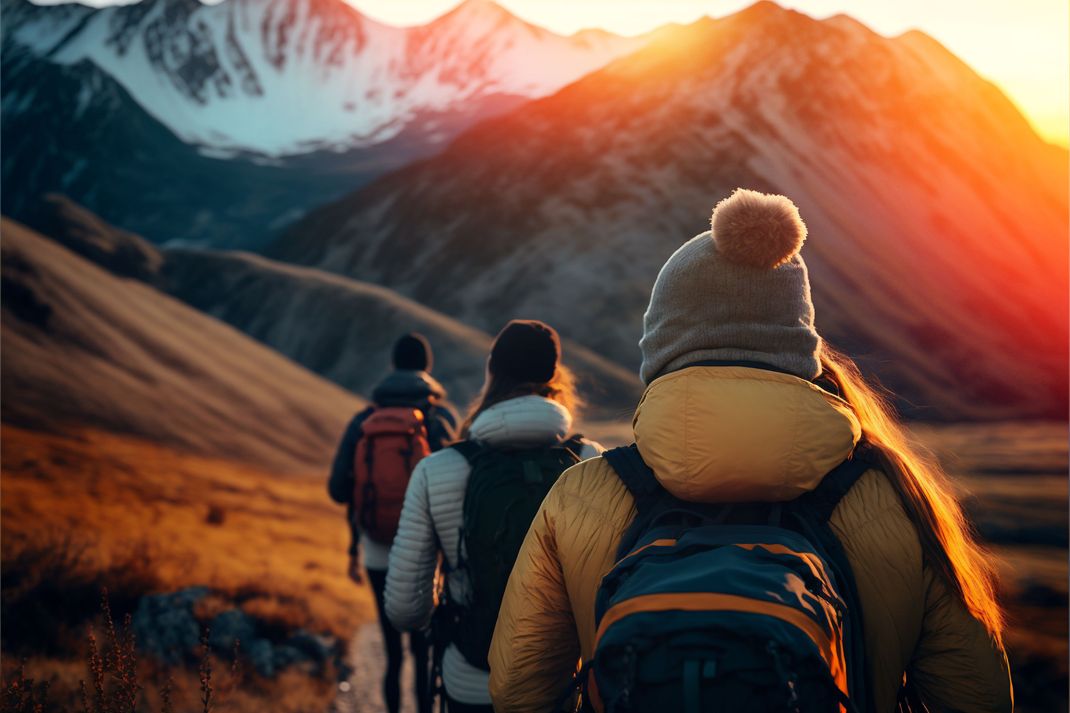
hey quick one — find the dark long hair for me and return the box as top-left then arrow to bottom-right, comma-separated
458,363 -> 582,439
821,345 -> 1004,643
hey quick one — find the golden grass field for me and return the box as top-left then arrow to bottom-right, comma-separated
2,419 -> 1066,712
1,424 -> 372,712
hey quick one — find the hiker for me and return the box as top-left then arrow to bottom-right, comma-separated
488,190 -> 1012,712
328,333 -> 458,713
384,320 -> 603,713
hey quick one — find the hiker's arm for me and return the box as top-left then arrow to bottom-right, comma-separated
384,457 -> 439,631
489,484 -> 580,712
910,565 -> 1013,713
578,439 -> 605,459
327,408 -> 373,504
438,401 -> 459,431
427,406 -> 458,451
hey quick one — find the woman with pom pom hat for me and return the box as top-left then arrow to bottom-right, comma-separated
488,190 -> 1011,712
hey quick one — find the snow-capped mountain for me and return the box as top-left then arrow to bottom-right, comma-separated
6,0 -> 649,157
269,2 -> 1069,419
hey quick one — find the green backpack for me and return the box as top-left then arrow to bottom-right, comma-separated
449,436 -> 584,670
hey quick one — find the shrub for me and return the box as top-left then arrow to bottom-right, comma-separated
1,594 -> 243,713
1,538 -> 160,656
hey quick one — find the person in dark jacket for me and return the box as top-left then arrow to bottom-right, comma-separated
329,333 -> 457,713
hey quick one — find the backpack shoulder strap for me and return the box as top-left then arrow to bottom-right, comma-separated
802,439 -> 877,523
602,445 -> 662,513
603,444 -> 670,560
450,439 -> 484,464
560,434 -> 586,458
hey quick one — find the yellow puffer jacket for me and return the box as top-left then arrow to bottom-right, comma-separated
488,367 -> 1012,712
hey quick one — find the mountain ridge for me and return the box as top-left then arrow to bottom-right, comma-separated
5,0 -> 652,157
28,195 -> 642,418
1,0 -> 659,247
267,2 -> 1069,419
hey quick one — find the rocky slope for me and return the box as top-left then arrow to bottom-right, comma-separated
270,2 -> 1069,419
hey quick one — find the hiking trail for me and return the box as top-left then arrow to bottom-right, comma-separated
330,623 -> 417,713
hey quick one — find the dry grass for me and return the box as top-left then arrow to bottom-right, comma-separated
3,419 -> 1064,711
1,424 -> 374,712
2,636 -> 334,713
1,424 -> 372,639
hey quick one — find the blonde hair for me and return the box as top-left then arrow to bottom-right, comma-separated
821,346 -> 1004,643
459,364 -> 583,439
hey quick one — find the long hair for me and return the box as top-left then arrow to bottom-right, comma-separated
821,345 -> 1004,643
459,363 -> 582,439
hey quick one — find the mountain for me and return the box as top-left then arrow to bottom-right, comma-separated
1,0 -> 650,248
4,0 -> 648,157
268,2 -> 1069,420
32,196 -> 642,418
0,49 -> 391,248
1,218 -> 363,472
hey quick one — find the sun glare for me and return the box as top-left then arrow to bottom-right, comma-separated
347,0 -> 1069,148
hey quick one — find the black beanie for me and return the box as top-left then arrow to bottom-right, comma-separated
392,333 -> 432,372
489,320 -> 560,384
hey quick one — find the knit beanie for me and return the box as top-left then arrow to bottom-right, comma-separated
638,188 -> 821,384
392,332 -> 432,372
489,320 -> 561,384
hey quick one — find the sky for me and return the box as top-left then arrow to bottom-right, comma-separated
36,0 -> 1069,146
348,0 -> 1069,147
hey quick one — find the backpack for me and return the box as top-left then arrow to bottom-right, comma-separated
448,435 -> 585,670
352,407 -> 432,544
583,443 -> 873,713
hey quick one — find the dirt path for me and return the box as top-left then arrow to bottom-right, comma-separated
330,623 -> 417,713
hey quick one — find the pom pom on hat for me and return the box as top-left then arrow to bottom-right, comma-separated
711,188 -> 807,269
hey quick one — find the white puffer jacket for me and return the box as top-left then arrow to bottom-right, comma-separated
384,395 -> 602,705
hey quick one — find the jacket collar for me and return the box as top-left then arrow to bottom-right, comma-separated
372,369 -> 446,407
469,395 -> 572,448
633,366 -> 860,503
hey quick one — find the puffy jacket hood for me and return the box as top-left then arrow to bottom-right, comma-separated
470,395 -> 572,448
372,369 -> 446,406
634,366 -> 860,502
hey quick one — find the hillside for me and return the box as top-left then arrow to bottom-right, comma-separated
30,197 -> 642,417
269,2 -> 1069,420
163,249 -> 642,416
1,219 -> 363,473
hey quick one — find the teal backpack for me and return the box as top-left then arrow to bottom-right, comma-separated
575,441 -> 874,713
448,436 -> 584,670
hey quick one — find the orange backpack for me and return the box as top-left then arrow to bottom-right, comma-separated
353,407 -> 432,544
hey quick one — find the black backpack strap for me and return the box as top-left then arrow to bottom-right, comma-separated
561,434 -> 586,458
602,445 -> 661,508
603,445 -> 672,560
450,439 -> 483,463
791,439 -> 878,713
802,440 -> 877,523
